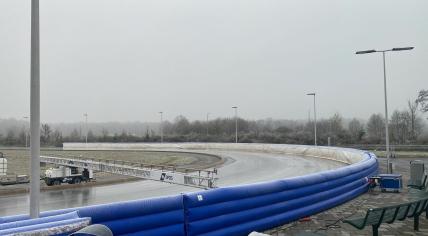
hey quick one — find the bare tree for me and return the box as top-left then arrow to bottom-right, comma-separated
390,110 -> 410,144
52,129 -> 63,146
408,99 -> 419,141
348,119 -> 365,143
416,90 -> 428,114
101,128 -> 109,141
174,115 -> 191,135
5,129 -> 16,146
87,130 -> 95,142
69,128 -> 80,142
329,113 -> 344,135
366,114 -> 385,143
41,123 -> 52,145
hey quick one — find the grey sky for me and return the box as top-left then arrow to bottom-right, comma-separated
0,0 -> 427,123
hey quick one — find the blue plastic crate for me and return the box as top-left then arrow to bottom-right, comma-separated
379,174 -> 402,192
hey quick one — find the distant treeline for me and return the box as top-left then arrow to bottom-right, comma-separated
1,90 -> 427,147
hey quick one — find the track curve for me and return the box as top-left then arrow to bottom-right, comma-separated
0,149 -> 344,216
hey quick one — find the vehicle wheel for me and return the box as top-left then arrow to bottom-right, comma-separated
73,178 -> 82,184
53,180 -> 61,186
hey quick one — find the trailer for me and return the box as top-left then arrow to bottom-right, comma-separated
44,166 -> 93,186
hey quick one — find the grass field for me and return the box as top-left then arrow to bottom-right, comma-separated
0,148 -> 221,176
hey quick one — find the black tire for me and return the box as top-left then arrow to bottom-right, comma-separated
53,180 -> 61,186
45,179 -> 53,186
73,177 -> 82,184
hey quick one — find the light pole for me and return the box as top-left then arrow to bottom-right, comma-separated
23,116 -> 29,148
83,113 -> 88,144
306,93 -> 317,146
159,112 -> 163,143
356,47 -> 414,174
206,113 -> 210,136
30,0 -> 40,218
232,106 -> 238,143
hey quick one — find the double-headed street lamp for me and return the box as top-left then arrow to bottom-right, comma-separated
306,93 -> 317,146
356,47 -> 414,174
232,106 -> 238,143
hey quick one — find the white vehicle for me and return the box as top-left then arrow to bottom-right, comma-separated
44,166 -> 93,186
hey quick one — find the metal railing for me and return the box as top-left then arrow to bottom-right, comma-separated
40,155 -> 217,189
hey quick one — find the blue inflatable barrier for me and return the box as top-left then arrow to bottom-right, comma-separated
0,149 -> 378,236
0,208 -> 76,224
0,217 -> 90,235
197,184 -> 368,236
77,195 -> 185,236
0,211 -> 80,230
183,153 -> 377,236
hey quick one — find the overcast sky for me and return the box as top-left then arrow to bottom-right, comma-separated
0,0 -> 427,123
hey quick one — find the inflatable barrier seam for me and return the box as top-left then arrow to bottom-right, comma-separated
184,165 -> 377,223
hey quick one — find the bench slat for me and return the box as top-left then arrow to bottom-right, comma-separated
344,197 -> 428,236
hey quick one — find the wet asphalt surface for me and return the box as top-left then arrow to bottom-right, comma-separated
0,150 -> 344,217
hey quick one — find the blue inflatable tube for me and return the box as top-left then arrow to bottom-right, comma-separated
185,178 -> 371,235
0,217 -> 90,235
0,148 -> 378,236
184,154 -> 376,210
183,152 -> 377,236
0,211 -> 80,230
77,195 -> 183,223
184,164 -> 377,222
199,184 -> 368,236
0,208 -> 76,224
76,195 -> 185,235
100,209 -> 184,235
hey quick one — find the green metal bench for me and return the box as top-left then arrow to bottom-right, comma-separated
407,179 -> 428,220
409,185 -> 428,196
409,173 -> 428,190
343,198 -> 428,236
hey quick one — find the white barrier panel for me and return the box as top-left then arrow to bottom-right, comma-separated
0,157 -> 6,176
63,143 -> 366,165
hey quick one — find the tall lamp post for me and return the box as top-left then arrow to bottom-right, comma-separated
30,0 -> 40,218
306,93 -> 317,146
83,113 -> 88,144
232,106 -> 238,143
23,116 -> 29,148
356,47 -> 414,174
159,112 -> 163,143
